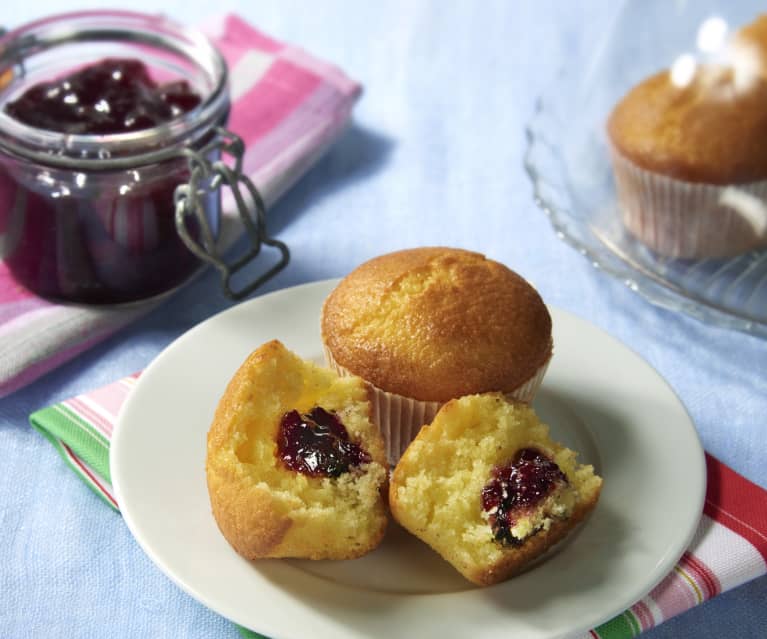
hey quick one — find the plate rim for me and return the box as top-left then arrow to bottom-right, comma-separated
111,277 -> 707,639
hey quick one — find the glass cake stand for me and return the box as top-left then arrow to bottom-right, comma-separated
524,0 -> 767,338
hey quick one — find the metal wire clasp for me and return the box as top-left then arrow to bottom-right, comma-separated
173,128 -> 289,300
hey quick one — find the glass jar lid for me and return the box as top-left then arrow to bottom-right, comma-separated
0,10 -> 229,169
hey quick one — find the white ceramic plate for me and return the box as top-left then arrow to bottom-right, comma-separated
111,279 -> 706,639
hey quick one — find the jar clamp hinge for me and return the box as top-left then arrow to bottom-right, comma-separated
174,128 -> 290,301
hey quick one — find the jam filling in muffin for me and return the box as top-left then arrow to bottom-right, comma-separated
389,393 -> 602,585
481,448 -> 571,547
277,406 -> 371,478
206,340 -> 388,561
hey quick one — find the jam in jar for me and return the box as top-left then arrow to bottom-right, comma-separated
0,12 -> 230,303
4,58 -> 202,135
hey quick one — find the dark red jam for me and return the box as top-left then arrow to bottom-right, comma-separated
481,448 -> 568,547
0,58 -> 209,303
277,407 -> 371,478
4,58 -> 201,134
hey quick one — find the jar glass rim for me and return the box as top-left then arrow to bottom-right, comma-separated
0,10 -> 229,169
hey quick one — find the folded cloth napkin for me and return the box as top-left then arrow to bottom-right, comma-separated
0,14 -> 361,399
30,376 -> 767,639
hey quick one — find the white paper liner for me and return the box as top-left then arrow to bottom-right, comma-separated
323,344 -> 551,464
609,147 -> 767,259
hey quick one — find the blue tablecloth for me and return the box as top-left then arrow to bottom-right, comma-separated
2,1 -> 766,637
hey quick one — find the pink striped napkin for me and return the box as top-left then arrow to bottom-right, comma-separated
30,376 -> 767,639
0,14 -> 361,398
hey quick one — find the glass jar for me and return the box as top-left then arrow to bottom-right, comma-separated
0,11 -> 284,305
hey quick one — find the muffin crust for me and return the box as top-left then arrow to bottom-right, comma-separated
321,247 -> 552,402
389,393 -> 602,585
206,340 -> 388,560
608,17 -> 767,184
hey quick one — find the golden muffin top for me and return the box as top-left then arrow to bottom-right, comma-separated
607,15 -> 767,184
738,15 -> 767,64
321,247 -> 552,402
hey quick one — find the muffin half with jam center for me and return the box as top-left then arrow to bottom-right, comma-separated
206,340 -> 388,560
389,393 -> 602,586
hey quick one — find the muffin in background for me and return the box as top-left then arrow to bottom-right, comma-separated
321,247 -> 552,463
206,340 -> 388,561
607,14 -> 767,259
389,393 -> 602,586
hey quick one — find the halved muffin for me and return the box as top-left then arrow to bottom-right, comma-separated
206,340 -> 388,560
389,393 -> 602,586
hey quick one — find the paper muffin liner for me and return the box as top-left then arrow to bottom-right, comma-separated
609,147 -> 767,259
323,344 -> 551,465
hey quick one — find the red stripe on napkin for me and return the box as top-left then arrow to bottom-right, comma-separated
62,442 -> 119,509
704,454 -> 767,563
683,551 -> 721,599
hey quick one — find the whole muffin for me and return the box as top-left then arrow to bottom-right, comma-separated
390,393 -> 602,586
321,247 -> 553,462
607,15 -> 767,258
206,340 -> 388,560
